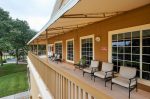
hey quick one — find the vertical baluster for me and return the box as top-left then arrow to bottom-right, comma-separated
83,91 -> 86,99
68,80 -> 71,99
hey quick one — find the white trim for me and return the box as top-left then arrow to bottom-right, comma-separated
80,35 -> 95,60
66,39 -> 74,63
108,23 -> 150,62
27,57 -> 53,99
108,23 -> 150,85
48,44 -> 54,52
54,41 -> 63,59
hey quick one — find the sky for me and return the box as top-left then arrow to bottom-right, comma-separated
0,0 -> 56,32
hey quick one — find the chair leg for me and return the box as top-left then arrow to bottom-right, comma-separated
111,80 -> 113,90
94,76 -> 96,82
129,89 -> 130,99
91,73 -> 93,80
83,71 -> 85,77
136,84 -> 138,92
105,79 -> 106,87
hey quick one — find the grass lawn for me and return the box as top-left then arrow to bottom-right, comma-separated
0,64 -> 29,98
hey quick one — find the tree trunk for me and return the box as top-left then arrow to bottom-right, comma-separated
0,51 -> 3,66
16,49 -> 19,64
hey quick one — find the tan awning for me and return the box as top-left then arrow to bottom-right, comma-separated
28,0 -> 150,44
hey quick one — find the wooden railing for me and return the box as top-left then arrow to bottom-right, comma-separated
28,52 -> 112,99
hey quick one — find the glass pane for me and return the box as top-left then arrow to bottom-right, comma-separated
143,55 -> 150,63
125,54 -> 131,61
118,40 -> 125,47
132,31 -> 140,38
124,61 -> 132,67
112,47 -> 117,53
112,59 -> 117,65
118,47 -> 124,53
125,40 -> 131,46
112,34 -> 117,41
142,29 -> 150,37
132,39 -> 140,46
132,55 -> 140,62
118,34 -> 124,40
143,47 -> 150,54
112,54 -> 117,60
125,47 -> 131,53
142,63 -> 150,72
143,38 -> 150,46
112,41 -> 118,47
118,60 -> 124,66
132,47 -> 140,54
118,54 -> 124,60
136,71 -> 140,77
142,72 -> 150,80
113,66 -> 118,72
132,62 -> 140,69
124,32 -> 131,39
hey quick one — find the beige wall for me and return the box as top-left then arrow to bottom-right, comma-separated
46,4 -> 150,63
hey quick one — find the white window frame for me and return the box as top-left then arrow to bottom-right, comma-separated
48,44 -> 54,52
80,35 -> 95,60
66,39 -> 74,63
54,41 -> 63,59
108,24 -> 150,86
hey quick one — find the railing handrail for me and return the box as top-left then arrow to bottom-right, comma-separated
28,52 -> 112,99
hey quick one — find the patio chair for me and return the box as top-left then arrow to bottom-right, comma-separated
53,54 -> 61,63
74,57 -> 86,71
83,60 -> 99,80
94,62 -> 113,87
111,66 -> 137,99
48,51 -> 54,60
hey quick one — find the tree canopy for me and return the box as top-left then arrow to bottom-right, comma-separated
0,7 -> 36,65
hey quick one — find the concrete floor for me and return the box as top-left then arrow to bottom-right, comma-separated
0,91 -> 29,99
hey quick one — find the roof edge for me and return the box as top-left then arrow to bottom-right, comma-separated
27,0 -> 79,45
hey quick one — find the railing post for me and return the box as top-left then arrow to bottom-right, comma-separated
33,41 -> 35,54
37,39 -> 39,55
46,29 -> 49,58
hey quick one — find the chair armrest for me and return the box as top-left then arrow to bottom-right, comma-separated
105,71 -> 113,73
129,76 -> 137,81
129,76 -> 137,85
91,67 -> 99,72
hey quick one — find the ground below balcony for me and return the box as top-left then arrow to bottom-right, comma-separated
39,57 -> 150,99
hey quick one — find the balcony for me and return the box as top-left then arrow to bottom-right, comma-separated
28,52 -> 150,99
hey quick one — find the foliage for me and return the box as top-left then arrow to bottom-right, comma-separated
0,7 -> 36,65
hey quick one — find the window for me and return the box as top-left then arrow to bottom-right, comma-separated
109,24 -> 150,81
80,35 -> 94,65
66,39 -> 74,63
55,42 -> 62,58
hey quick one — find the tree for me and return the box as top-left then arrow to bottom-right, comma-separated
0,7 -> 36,65
0,8 -> 12,66
0,38 -> 12,66
8,19 -> 36,64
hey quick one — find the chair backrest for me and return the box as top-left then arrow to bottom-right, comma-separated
90,60 -> 99,68
119,66 -> 136,79
54,53 -> 57,57
56,54 -> 61,59
101,62 -> 113,72
49,51 -> 53,57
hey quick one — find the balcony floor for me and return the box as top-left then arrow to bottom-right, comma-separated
41,57 -> 150,99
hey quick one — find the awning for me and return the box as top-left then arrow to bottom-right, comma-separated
28,0 -> 150,44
